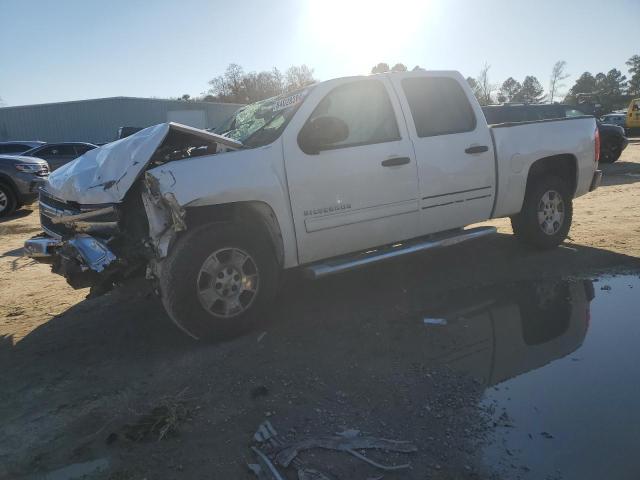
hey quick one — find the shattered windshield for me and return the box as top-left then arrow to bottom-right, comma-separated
215,87 -> 313,148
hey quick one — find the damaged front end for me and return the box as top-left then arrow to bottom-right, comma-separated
24,190 -> 146,293
24,122 -> 241,295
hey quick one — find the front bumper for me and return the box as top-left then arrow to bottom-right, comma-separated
24,233 -> 118,288
24,235 -> 61,258
590,169 -> 603,192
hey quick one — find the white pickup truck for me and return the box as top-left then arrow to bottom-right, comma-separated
25,71 -> 602,339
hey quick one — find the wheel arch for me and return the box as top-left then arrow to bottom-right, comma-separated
184,200 -> 286,268
525,154 -> 578,197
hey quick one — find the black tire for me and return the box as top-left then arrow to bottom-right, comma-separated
0,182 -> 17,218
599,139 -> 621,163
511,175 -> 573,249
159,222 -> 280,340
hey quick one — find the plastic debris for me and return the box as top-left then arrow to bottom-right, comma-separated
275,434 -> 417,467
423,318 -> 447,326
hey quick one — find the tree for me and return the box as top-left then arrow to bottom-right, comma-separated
391,63 -> 408,72
466,77 -> 482,100
498,77 -> 522,103
597,68 -> 628,111
180,94 -> 191,101
514,76 -> 545,103
207,64 -> 315,103
474,63 -> 495,105
548,60 -> 570,103
627,54 -> 640,97
285,65 -> 316,91
565,72 -> 598,104
371,63 -> 390,74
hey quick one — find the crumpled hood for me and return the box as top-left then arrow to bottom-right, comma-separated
45,122 -> 241,204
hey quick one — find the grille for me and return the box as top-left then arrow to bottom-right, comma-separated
39,190 -> 79,238
38,190 -> 120,239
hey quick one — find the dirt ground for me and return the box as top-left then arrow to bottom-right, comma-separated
1,143 -> 639,479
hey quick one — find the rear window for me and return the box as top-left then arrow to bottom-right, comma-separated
401,77 -> 476,137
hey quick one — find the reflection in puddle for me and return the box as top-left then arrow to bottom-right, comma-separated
425,274 -> 639,479
423,279 -> 594,387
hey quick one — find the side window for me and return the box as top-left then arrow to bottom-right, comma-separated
303,80 -> 400,150
74,145 -> 94,155
36,146 -> 56,156
401,77 -> 476,137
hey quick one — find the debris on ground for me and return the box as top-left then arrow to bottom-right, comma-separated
423,317 -> 448,326
248,420 -> 417,479
119,389 -> 190,442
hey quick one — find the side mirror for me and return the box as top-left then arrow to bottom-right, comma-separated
298,116 -> 349,154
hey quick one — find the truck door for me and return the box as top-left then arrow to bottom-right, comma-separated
390,73 -> 496,234
283,77 -> 420,264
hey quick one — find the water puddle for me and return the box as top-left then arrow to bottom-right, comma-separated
31,458 -> 109,480
420,273 -> 640,478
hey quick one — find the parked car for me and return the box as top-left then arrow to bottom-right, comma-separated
482,103 -> 628,163
25,70 -> 601,339
20,142 -> 98,170
0,141 -> 45,155
600,113 -> 627,129
0,155 -> 49,217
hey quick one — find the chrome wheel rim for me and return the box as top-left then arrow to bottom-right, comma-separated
537,190 -> 565,235
0,190 -> 7,212
196,247 -> 259,318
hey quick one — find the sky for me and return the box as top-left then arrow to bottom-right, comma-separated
1,0 -> 638,106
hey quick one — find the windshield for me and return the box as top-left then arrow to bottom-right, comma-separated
215,87 -> 313,148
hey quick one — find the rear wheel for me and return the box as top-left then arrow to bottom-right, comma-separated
0,183 -> 17,218
511,175 -> 572,249
599,139 -> 621,163
159,222 -> 280,340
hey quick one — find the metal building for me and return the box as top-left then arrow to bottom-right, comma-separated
0,97 -> 243,143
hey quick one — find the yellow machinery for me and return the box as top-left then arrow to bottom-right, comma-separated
627,98 -> 640,129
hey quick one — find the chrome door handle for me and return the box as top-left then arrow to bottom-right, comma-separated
381,157 -> 410,167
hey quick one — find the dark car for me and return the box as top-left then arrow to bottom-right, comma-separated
482,103 -> 628,163
0,155 -> 49,217
0,141 -> 45,155
21,142 -> 98,170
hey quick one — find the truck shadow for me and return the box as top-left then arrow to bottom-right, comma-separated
601,161 -> 640,186
3,234 -> 639,363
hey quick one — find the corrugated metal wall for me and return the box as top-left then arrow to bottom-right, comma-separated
0,97 -> 243,143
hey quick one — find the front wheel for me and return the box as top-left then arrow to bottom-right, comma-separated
511,175 -> 573,249
159,222 -> 280,340
0,182 -> 17,218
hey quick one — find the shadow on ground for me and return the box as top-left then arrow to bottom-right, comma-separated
1,233 -> 639,479
601,160 -> 640,186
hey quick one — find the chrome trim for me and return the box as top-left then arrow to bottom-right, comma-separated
67,235 -> 116,272
50,206 -> 116,225
303,226 -> 497,279
24,236 -> 61,258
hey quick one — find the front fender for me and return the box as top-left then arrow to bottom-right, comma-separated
145,144 -> 298,268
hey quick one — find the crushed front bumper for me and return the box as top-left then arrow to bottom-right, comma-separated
24,233 -> 118,288
590,169 -> 603,192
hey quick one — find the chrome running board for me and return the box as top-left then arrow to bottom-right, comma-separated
303,226 -> 497,279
